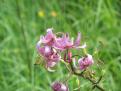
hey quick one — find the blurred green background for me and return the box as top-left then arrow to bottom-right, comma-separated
0,0 -> 121,91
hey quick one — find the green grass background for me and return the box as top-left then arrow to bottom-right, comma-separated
0,0 -> 121,91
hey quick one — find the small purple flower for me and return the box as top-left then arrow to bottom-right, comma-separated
37,45 -> 53,57
52,82 -> 69,91
53,32 -> 86,50
46,52 -> 61,68
78,54 -> 94,70
53,34 -> 73,50
36,45 -> 61,68
40,28 -> 56,46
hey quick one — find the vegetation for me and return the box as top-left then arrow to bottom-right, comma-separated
0,0 -> 121,91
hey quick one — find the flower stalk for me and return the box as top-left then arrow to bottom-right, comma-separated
69,62 -> 105,91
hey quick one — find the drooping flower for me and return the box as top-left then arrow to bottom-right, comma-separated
36,44 -> 61,68
40,28 -> 56,46
78,54 -> 94,70
36,28 -> 61,69
53,32 -> 86,50
52,82 -> 69,91
46,52 -> 61,68
53,33 -> 73,50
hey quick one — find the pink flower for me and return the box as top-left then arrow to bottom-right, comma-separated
52,82 -> 69,91
36,29 -> 86,68
53,32 -> 86,50
46,52 -> 61,68
37,45 -> 53,57
36,45 -> 61,68
53,34 -> 73,50
40,28 -> 55,46
78,54 -> 94,70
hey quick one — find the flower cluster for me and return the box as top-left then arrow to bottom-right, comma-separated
36,28 -> 97,91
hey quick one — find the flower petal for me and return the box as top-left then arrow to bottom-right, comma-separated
47,67 -> 55,72
74,32 -> 81,46
76,43 -> 86,49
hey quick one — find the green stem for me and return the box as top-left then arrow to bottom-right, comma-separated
69,62 -> 105,91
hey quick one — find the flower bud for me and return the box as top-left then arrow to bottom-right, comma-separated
78,54 -> 94,70
52,82 -> 69,91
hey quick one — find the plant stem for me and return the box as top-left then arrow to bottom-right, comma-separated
69,62 -> 105,91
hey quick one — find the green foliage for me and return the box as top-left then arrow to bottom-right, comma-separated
0,0 -> 121,91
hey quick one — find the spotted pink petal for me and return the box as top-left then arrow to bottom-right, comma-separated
78,54 -> 94,70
